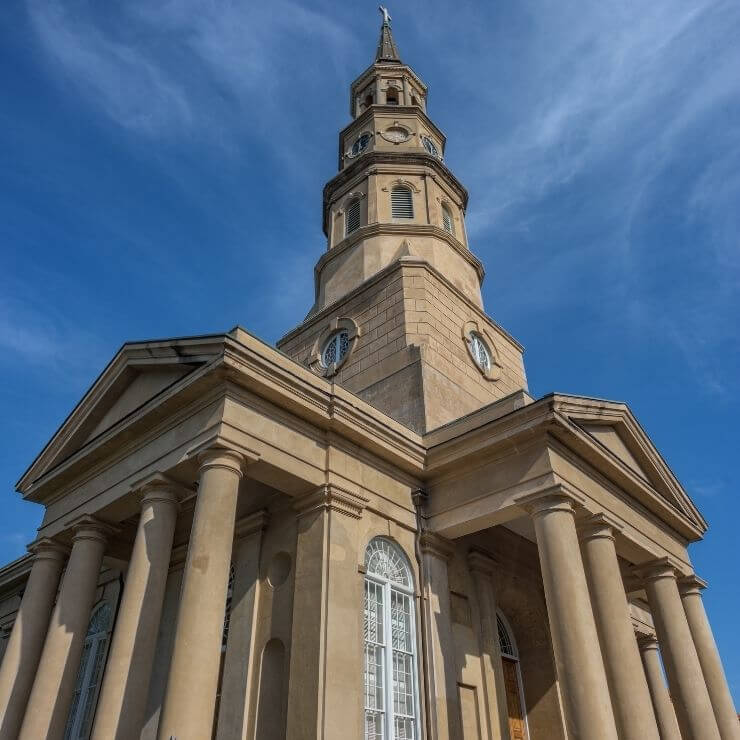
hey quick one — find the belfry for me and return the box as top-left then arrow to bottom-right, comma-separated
0,11 -> 737,740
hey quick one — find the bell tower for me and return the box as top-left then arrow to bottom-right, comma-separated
278,10 -> 529,433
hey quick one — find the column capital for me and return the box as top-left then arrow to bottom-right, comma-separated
27,536 -> 69,562
516,486 -> 585,518
677,574 -> 707,597
467,547 -> 497,576
633,557 -> 680,584
636,632 -> 660,652
294,484 -> 369,520
419,531 -> 455,561
576,512 -> 623,542
66,514 -> 119,546
187,435 -> 260,475
130,472 -> 190,508
234,509 -> 270,540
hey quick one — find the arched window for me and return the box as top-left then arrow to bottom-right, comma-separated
364,93 -> 374,109
64,602 -> 112,740
391,186 -> 414,220
497,612 -> 529,740
346,199 -> 361,235
442,204 -> 455,235
386,88 -> 399,105
364,538 -> 419,740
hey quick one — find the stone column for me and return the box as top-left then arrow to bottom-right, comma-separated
19,516 -> 112,740
577,515 -> 659,740
285,485 -> 368,740
420,532 -> 463,740
467,549 -> 509,740
215,509 -> 269,740
157,447 -> 246,740
0,538 -> 68,740
636,634 -> 682,740
523,492 -> 618,740
640,560 -> 721,740
92,478 -> 180,740
678,576 -> 740,740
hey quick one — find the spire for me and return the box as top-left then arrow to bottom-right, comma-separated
376,6 -> 401,63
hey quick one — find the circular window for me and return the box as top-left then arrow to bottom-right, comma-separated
422,135 -> 439,158
469,332 -> 491,373
351,133 -> 371,156
321,330 -> 350,368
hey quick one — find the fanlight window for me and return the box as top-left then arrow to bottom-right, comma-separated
497,614 -> 516,658
321,329 -> 350,368
442,205 -> 454,234
364,538 -> 419,740
469,332 -> 491,373
346,199 -> 361,235
391,186 -> 414,220
64,602 -> 112,740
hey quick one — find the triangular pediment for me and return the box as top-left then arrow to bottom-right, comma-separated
554,396 -> 706,532
17,334 -> 229,492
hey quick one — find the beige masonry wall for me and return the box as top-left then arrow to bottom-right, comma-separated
279,260 -> 527,432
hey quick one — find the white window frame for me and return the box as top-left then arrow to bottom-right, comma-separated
64,601 -> 112,740
321,329 -> 350,369
441,204 -> 455,235
364,538 -> 420,740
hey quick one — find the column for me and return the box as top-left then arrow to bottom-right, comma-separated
92,478 -> 180,740
285,485 -> 368,740
420,532 -> 463,740
215,510 -> 269,740
467,549 -> 510,740
577,515 -> 659,740
523,492 -> 618,740
157,447 -> 246,740
19,516 -> 112,740
0,538 -> 67,740
678,576 -> 740,740
640,560 -> 720,740
637,634 -> 682,740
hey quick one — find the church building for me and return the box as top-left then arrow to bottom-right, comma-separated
0,12 -> 737,740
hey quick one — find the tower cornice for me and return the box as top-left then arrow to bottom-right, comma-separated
322,151 -> 469,236
351,63 -> 428,98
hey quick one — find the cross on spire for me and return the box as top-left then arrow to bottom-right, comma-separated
376,6 -> 401,63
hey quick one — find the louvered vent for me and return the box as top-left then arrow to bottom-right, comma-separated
391,187 -> 413,219
442,206 -> 454,234
345,199 -> 361,235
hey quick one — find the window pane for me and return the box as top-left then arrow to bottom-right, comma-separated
392,650 -> 415,717
390,590 -> 411,653
364,644 -> 385,710
366,710 -> 385,740
365,580 -> 384,645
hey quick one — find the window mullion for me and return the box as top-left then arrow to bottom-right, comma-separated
384,579 -> 394,740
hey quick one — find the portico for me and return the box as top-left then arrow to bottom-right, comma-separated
0,12 -> 736,740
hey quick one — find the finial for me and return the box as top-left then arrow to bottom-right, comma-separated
379,5 -> 391,27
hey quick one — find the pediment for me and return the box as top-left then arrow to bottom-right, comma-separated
17,334 -> 228,492
558,397 -> 706,531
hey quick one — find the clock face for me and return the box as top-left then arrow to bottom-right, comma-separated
422,136 -> 439,158
351,133 -> 371,156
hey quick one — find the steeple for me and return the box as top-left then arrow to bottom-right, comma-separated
376,6 -> 401,63
277,12 -> 528,433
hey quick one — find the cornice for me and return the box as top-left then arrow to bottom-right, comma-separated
350,63 -> 428,99
294,484 -> 369,520
313,222 -> 485,286
323,151 -> 468,234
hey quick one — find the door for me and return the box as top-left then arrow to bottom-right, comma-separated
502,657 -> 527,740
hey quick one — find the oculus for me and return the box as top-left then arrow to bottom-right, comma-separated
381,125 -> 411,144
462,321 -> 502,381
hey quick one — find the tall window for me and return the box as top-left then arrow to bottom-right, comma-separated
386,88 -> 399,105
391,186 -> 414,219
64,602 -> 112,740
442,204 -> 454,234
497,612 -> 529,740
364,537 -> 418,740
346,199 -> 361,235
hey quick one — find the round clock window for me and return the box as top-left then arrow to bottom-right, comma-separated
469,332 -> 491,373
322,330 -> 350,368
422,135 -> 439,158
351,133 -> 371,156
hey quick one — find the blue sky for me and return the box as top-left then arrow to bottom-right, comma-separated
1,0 -> 738,701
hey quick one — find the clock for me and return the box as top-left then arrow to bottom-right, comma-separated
421,135 -> 440,158
350,133 -> 371,156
